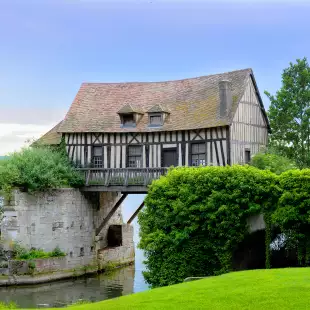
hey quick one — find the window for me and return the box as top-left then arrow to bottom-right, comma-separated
245,149 -> 251,164
93,146 -> 103,168
122,114 -> 135,126
149,113 -> 163,126
191,143 -> 206,166
127,145 -> 142,168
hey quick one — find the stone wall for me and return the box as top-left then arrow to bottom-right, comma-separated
0,189 -> 134,275
98,224 -> 135,268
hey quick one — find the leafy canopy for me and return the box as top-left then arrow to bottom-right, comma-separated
0,146 -> 83,196
250,150 -> 297,175
265,57 -> 310,168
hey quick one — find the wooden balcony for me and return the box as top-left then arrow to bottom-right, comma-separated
78,168 -> 168,193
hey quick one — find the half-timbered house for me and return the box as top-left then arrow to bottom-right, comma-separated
40,68 -> 270,191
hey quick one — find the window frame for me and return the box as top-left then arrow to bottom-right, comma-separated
120,113 -> 136,128
148,112 -> 163,127
127,145 -> 143,168
245,149 -> 251,164
92,145 -> 104,168
190,142 -> 206,167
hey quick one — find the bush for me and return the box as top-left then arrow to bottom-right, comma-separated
250,151 -> 297,175
0,301 -> 18,309
13,243 -> 66,260
138,166 -> 279,287
0,146 -> 84,197
272,169 -> 310,265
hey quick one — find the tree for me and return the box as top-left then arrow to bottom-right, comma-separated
265,58 -> 310,168
250,150 -> 297,175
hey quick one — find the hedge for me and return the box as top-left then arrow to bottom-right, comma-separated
138,166 -> 310,287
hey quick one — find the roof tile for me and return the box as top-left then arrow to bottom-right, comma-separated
59,68 -> 252,133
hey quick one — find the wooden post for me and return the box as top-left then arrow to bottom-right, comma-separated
127,201 -> 145,224
95,193 -> 128,236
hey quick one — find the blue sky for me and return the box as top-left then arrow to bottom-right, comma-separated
1,0 -> 310,258
1,0 -> 310,138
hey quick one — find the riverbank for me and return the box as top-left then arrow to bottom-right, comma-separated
38,268 -> 310,309
0,261 -> 136,287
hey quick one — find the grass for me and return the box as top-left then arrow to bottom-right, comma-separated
1,268 -> 308,310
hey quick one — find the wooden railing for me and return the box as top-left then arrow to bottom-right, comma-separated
77,168 -> 168,187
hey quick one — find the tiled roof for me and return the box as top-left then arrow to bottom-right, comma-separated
59,69 -> 253,133
35,121 -> 63,145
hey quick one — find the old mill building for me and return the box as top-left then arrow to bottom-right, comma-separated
40,68 -> 270,192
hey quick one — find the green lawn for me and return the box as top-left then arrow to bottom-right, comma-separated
2,268 -> 310,309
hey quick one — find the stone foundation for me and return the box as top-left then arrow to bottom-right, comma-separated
0,189 -> 135,284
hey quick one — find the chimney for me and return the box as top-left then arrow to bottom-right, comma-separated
219,80 -> 232,118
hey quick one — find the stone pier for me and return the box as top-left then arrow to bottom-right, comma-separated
0,188 -> 134,282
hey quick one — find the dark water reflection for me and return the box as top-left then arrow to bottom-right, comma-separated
0,251 -> 149,308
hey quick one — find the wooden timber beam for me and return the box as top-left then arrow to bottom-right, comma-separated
127,201 -> 145,224
95,193 -> 128,236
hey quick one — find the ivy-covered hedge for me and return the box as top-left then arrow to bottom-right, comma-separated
139,166 -> 279,287
138,166 -> 310,287
272,169 -> 310,265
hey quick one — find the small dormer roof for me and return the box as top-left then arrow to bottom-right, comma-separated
147,104 -> 170,114
118,104 -> 143,114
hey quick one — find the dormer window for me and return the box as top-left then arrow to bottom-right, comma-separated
118,104 -> 143,128
147,104 -> 170,127
149,113 -> 163,126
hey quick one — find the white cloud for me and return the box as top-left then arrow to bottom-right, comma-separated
0,122 -> 57,155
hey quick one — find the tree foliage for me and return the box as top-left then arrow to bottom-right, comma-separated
0,146 -> 83,198
250,150 -> 297,174
138,166 -> 279,287
265,58 -> 310,168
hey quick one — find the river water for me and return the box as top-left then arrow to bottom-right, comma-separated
0,249 -> 149,308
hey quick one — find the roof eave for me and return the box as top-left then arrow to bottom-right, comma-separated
249,73 -> 271,133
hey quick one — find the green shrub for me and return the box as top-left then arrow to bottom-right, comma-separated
0,301 -> 18,309
0,146 -> 84,197
13,244 -> 66,260
138,165 -> 279,287
250,151 -> 297,175
272,169 -> 310,264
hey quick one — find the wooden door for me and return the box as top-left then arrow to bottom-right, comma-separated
162,148 -> 178,167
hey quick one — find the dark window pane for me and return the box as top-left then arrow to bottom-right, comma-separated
128,146 -> 142,156
198,143 -> 205,153
93,146 -> 103,168
123,114 -> 135,125
245,150 -> 251,163
150,114 -> 162,125
128,146 -> 142,167
192,143 -> 205,154
93,146 -> 102,156
93,157 -> 103,168
191,143 -> 206,166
